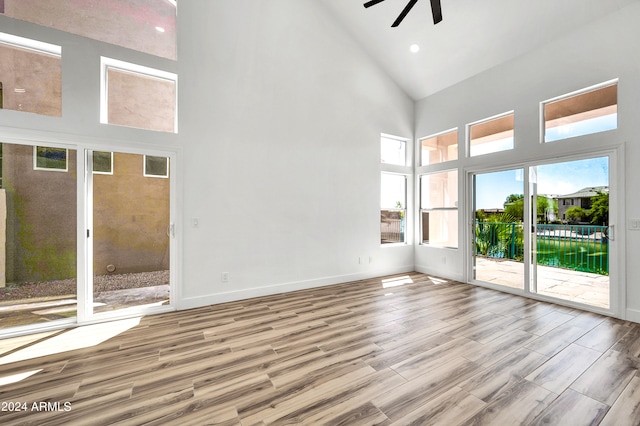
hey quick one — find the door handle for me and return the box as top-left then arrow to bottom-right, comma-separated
606,225 -> 614,241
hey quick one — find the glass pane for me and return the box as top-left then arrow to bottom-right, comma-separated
93,151 -> 113,174
534,157 -> 609,309
3,0 -> 176,60
422,210 -> 458,247
381,173 -> 406,244
0,142 -> 77,329
473,169 -> 524,289
381,136 -> 406,166
381,210 -> 405,244
0,35 -> 61,117
381,173 -> 406,209
420,130 -> 458,165
93,152 -> 170,314
35,147 -> 67,171
469,113 -> 514,157
107,67 -> 176,133
144,155 -> 169,177
420,171 -> 458,209
544,83 -> 617,142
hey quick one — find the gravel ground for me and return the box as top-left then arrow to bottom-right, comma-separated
0,270 -> 170,301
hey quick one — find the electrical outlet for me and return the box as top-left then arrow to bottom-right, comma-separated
630,219 -> 640,230
221,272 -> 229,283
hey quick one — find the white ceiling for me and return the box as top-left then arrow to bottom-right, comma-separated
321,0 -> 638,100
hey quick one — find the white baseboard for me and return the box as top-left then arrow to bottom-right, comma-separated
625,308 -> 640,323
414,264 -> 464,283
177,265 -> 414,310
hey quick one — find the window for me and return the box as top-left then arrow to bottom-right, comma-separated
34,146 -> 68,171
1,0 -> 176,60
543,81 -> 617,142
101,58 -> 177,133
381,135 -> 407,166
420,171 -> 458,248
420,129 -> 458,166
381,173 -> 406,244
144,155 -> 169,178
0,32 -> 61,117
468,112 -> 514,157
93,151 -> 113,175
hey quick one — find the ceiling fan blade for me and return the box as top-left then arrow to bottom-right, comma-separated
363,0 -> 386,8
430,0 -> 443,24
392,0 -> 418,27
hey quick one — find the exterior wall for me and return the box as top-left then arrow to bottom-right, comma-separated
2,144 -> 77,283
2,146 -> 169,283
93,152 -> 170,275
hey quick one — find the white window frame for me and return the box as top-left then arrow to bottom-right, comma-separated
540,79 -> 618,144
143,155 -> 169,178
33,146 -> 68,172
467,111 -> 515,158
91,150 -> 113,175
0,31 -> 61,57
381,133 -> 408,166
100,56 -> 178,133
381,172 -> 408,245
419,127 -> 459,166
419,170 -> 459,248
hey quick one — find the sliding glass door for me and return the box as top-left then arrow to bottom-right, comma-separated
471,154 -> 615,312
0,143 -> 175,336
531,157 -> 610,309
0,142 -> 78,329
87,150 -> 172,318
472,168 -> 525,290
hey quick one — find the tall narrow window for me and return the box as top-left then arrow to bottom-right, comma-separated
420,129 -> 458,166
543,81 -> 617,142
381,173 -> 406,244
420,170 -> 458,248
468,112 -> 514,157
101,57 -> 177,133
381,135 -> 407,166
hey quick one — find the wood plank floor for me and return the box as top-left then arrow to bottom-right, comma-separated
1,272 -> 640,425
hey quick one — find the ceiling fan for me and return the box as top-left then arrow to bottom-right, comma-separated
363,0 -> 443,27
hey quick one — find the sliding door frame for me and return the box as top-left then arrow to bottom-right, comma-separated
81,146 -> 177,325
0,132 -> 178,338
465,146 -> 625,319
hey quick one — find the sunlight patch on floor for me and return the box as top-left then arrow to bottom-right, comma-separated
382,276 -> 414,288
0,317 -> 141,365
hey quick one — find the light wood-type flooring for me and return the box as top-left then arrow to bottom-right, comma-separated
1,272 -> 640,425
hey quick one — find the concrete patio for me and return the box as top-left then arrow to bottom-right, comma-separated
475,257 -> 609,309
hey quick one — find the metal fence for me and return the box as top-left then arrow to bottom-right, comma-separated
475,222 -> 608,275
381,211 -> 404,244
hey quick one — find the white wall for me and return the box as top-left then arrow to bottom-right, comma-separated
177,0 -> 414,308
414,2 -> 640,319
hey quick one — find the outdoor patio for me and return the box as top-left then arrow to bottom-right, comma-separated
475,257 -> 609,309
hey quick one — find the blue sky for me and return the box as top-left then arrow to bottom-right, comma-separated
476,156 -> 609,209
476,113 -> 614,210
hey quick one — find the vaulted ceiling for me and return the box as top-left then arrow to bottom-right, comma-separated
321,0 -> 637,100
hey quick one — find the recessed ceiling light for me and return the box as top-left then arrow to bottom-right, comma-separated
155,26 -> 166,33
410,44 -> 420,53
